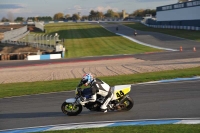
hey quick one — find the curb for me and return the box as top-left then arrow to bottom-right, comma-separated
1,118 -> 200,133
115,33 -> 177,51
136,76 -> 200,85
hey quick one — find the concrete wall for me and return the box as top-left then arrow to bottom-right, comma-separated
27,54 -> 61,61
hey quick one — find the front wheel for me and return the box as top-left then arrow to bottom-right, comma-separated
61,102 -> 82,116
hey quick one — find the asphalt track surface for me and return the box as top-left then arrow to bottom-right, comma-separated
0,80 -> 200,130
1,23 -> 200,130
101,22 -> 200,51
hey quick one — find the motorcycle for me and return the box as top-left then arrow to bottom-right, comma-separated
61,85 -> 134,116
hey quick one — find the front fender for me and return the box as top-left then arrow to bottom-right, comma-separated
65,98 -> 76,103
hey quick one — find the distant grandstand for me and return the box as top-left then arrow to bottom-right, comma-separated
144,0 -> 200,29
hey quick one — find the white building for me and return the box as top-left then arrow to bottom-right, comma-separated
156,0 -> 200,26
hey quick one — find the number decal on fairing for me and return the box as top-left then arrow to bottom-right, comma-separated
116,90 -> 124,98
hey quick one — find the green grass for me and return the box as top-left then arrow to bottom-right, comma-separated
40,124 -> 200,133
0,67 -> 200,98
40,23 -> 161,58
122,22 -> 200,42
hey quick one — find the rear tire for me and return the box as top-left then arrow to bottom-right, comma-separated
122,97 -> 134,111
61,102 -> 82,116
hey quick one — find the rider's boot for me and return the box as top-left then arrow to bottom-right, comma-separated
100,93 -> 113,113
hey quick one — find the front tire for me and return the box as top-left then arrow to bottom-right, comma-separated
61,102 -> 82,116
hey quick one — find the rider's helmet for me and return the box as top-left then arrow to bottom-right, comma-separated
81,73 -> 94,86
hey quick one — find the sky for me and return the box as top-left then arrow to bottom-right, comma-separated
0,0 -> 178,19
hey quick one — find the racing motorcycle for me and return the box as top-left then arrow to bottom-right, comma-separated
61,85 -> 134,116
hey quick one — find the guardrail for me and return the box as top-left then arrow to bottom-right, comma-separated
141,22 -> 200,31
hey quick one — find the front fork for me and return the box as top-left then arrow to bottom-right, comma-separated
71,97 -> 80,110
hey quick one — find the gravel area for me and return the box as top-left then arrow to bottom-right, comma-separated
0,57 -> 200,84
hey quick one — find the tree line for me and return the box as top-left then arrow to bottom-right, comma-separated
1,9 -> 156,22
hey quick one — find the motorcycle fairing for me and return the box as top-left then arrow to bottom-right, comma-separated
65,98 -> 76,103
112,85 -> 131,100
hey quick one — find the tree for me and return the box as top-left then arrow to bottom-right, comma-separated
34,17 -> 38,22
1,17 -> 9,22
53,12 -> 64,20
178,0 -> 189,2
15,17 -> 24,22
118,12 -> 123,19
132,9 -> 145,17
104,9 -> 115,18
88,10 -> 96,20
113,12 -> 120,18
96,11 -> 104,19
72,14 -> 80,20
65,14 -> 71,19
131,9 -> 156,18
148,9 -> 156,17
81,15 -> 88,20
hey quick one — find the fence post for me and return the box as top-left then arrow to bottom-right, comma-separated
42,34 -> 45,44
49,35 -> 52,46
62,46 -> 65,58
45,35 -> 48,45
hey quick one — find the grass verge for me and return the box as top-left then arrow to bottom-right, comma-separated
41,23 -> 161,58
40,124 -> 200,133
0,67 -> 200,98
122,22 -> 200,42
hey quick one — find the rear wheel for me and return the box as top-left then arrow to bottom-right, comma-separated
61,102 -> 82,116
122,97 -> 134,111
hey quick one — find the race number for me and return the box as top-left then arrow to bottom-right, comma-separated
116,90 -> 124,98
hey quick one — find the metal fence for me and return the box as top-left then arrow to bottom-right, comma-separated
16,33 -> 61,51
0,33 -> 65,61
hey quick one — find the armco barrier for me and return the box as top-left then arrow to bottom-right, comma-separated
141,22 -> 200,31
27,54 -> 61,60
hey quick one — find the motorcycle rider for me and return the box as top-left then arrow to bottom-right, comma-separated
77,73 -> 113,113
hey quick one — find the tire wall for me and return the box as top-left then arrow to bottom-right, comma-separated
0,53 -> 29,61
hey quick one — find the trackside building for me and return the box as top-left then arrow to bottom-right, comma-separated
156,0 -> 200,27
